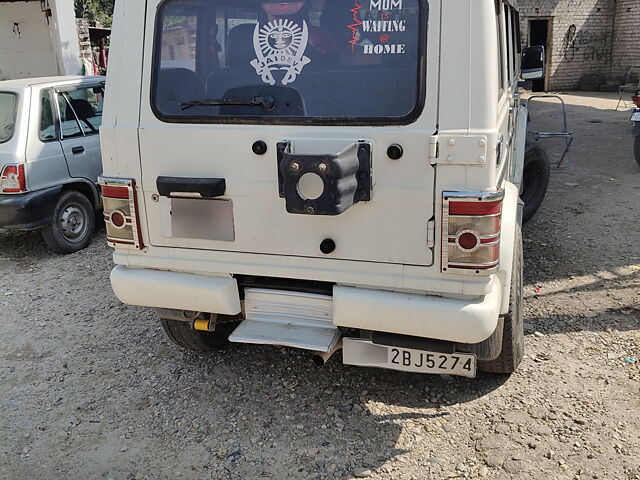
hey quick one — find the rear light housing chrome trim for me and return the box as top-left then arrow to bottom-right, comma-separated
442,190 -> 505,275
98,176 -> 145,250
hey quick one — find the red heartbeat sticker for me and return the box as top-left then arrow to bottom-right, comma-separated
348,0 -> 363,52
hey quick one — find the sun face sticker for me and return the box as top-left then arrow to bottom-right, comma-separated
250,19 -> 311,86
268,30 -> 293,50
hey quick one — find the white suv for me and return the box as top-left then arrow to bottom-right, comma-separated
100,0 -> 543,377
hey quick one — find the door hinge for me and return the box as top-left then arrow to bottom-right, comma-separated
427,218 -> 435,248
428,137 -> 439,164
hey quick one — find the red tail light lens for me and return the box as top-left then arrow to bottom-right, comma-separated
442,190 -> 504,274
101,185 -> 130,199
1,164 -> 27,193
457,231 -> 480,250
449,200 -> 502,216
98,177 -> 144,250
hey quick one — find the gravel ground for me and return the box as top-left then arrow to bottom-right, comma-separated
1,92 -> 639,480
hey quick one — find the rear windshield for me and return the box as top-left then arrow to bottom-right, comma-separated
0,92 -> 17,143
152,0 -> 426,123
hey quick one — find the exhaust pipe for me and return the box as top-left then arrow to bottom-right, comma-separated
312,339 -> 343,366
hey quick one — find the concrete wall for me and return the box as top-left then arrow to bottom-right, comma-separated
0,0 -> 82,81
0,1 -> 58,80
49,0 -> 83,77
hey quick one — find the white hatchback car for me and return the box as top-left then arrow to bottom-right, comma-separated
0,76 -> 106,253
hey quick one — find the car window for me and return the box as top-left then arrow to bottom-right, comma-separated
39,89 -> 57,141
57,93 -> 84,139
0,92 -> 17,144
65,86 -> 104,135
153,0 -> 425,123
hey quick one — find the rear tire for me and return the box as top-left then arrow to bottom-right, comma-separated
42,190 -> 95,254
521,144 -> 550,223
160,318 -> 237,352
634,136 -> 640,167
478,226 -> 524,374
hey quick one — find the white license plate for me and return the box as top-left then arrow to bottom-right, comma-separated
388,347 -> 477,378
342,338 -> 477,378
631,111 -> 640,122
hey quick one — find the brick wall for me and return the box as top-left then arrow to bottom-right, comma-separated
519,0 -> 616,91
611,0 -> 640,83
76,18 -> 94,75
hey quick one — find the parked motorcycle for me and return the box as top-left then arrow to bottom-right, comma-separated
632,89 -> 640,167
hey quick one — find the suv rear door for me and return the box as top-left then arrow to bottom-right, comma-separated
137,0 -> 437,266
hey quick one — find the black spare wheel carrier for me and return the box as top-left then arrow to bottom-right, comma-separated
277,141 -> 372,216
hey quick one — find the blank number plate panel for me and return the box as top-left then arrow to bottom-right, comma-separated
160,198 -> 235,241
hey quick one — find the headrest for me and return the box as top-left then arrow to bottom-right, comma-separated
67,99 -> 94,120
226,23 -> 257,67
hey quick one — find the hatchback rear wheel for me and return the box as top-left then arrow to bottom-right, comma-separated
42,191 -> 95,254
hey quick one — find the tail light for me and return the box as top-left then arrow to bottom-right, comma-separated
98,177 -> 144,250
1,164 -> 27,193
632,95 -> 640,108
441,190 -> 504,274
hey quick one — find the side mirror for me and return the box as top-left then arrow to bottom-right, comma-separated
522,46 -> 545,80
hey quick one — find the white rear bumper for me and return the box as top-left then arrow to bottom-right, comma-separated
110,266 -> 502,344
333,277 -> 502,344
110,265 -> 241,315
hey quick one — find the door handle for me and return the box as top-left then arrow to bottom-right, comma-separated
72,146 -> 85,155
156,176 -> 226,199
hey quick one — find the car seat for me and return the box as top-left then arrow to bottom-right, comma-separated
225,23 -> 257,68
156,67 -> 204,115
67,99 -> 97,133
206,24 -> 257,100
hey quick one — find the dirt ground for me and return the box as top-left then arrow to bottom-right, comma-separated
1,92 -> 638,480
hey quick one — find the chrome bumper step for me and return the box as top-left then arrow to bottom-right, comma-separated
229,289 -> 340,353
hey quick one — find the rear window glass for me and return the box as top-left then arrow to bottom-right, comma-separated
152,0 -> 426,123
40,90 -> 57,141
57,93 -> 84,139
66,87 -> 105,135
0,92 -> 17,143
